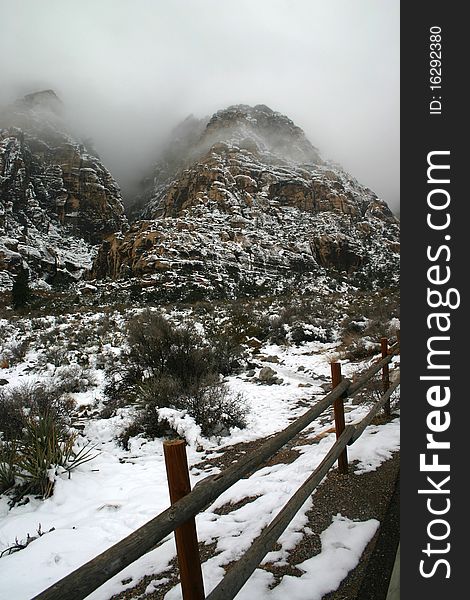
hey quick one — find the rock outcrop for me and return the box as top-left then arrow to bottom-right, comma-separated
93,104 -> 399,299
0,91 -> 127,290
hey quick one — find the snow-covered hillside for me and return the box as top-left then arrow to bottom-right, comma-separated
0,297 -> 399,600
0,91 -> 127,291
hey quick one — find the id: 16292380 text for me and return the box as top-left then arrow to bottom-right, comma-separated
429,25 -> 442,115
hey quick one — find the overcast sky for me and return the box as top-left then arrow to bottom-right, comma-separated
0,0 -> 399,211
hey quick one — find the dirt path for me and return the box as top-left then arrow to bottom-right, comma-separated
110,439 -> 400,600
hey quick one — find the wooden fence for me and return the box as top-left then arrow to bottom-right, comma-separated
33,336 -> 400,600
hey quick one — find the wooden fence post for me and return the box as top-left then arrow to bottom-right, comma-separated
330,362 -> 348,474
381,337 -> 391,416
163,439 -> 205,600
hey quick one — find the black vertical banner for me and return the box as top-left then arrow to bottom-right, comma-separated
401,2 -> 466,598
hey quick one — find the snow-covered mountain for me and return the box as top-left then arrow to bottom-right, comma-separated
0,91 -> 127,291
93,104 -> 399,300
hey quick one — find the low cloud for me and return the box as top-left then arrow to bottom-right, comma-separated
0,0 -> 399,211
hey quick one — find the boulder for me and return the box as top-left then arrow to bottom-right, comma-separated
258,366 -> 276,382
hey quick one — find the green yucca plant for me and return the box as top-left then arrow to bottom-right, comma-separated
16,413 -> 98,498
1,383 -> 99,501
0,443 -> 18,494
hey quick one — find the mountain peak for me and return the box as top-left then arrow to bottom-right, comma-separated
0,89 -> 66,139
22,89 -> 63,109
204,104 -> 321,164
94,103 -> 399,298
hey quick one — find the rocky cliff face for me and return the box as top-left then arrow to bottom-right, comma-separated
0,91 -> 127,290
93,104 -> 399,300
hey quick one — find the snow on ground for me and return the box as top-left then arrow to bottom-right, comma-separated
258,516 -> 380,600
0,321 -> 400,600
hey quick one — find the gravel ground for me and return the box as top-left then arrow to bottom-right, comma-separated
319,452 -> 400,600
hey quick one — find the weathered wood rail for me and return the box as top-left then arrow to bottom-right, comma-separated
33,337 -> 400,600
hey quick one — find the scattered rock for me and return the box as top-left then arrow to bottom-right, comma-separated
245,338 -> 263,351
261,355 -> 280,364
258,366 -> 276,382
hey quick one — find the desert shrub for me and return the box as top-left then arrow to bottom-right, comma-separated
126,311 -> 214,385
341,289 -> 399,327
126,311 -> 175,376
103,363 -> 144,410
132,375 -> 182,437
0,338 -> 30,366
37,327 -> 60,346
288,322 -> 331,344
265,316 -> 288,345
212,336 -> 245,375
69,324 -> 99,348
139,374 -> 182,409
342,319 -> 367,337
118,376 -> 181,447
94,313 -> 120,344
41,344 -> 69,368
113,311 -> 248,443
0,383 -> 75,438
205,296 -> 336,350
54,365 -> 96,394
221,304 -> 271,344
205,327 -> 246,375
163,328 -> 214,387
189,301 -> 214,317
340,336 -> 380,361
182,379 -> 248,436
260,298 -> 334,346
0,383 -> 96,500
125,374 -> 247,443
339,289 -> 400,359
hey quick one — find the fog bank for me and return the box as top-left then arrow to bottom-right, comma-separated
0,0 -> 399,210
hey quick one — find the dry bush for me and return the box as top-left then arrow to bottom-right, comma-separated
0,338 -> 30,366
114,311 -> 248,444
127,311 -> 214,385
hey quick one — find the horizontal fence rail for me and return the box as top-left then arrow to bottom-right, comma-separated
205,426 -> 356,600
33,337 -> 400,600
347,341 -> 399,397
350,375 -> 400,444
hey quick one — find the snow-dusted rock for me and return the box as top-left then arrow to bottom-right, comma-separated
258,366 -> 277,382
0,91 -> 127,290
93,104 -> 399,298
